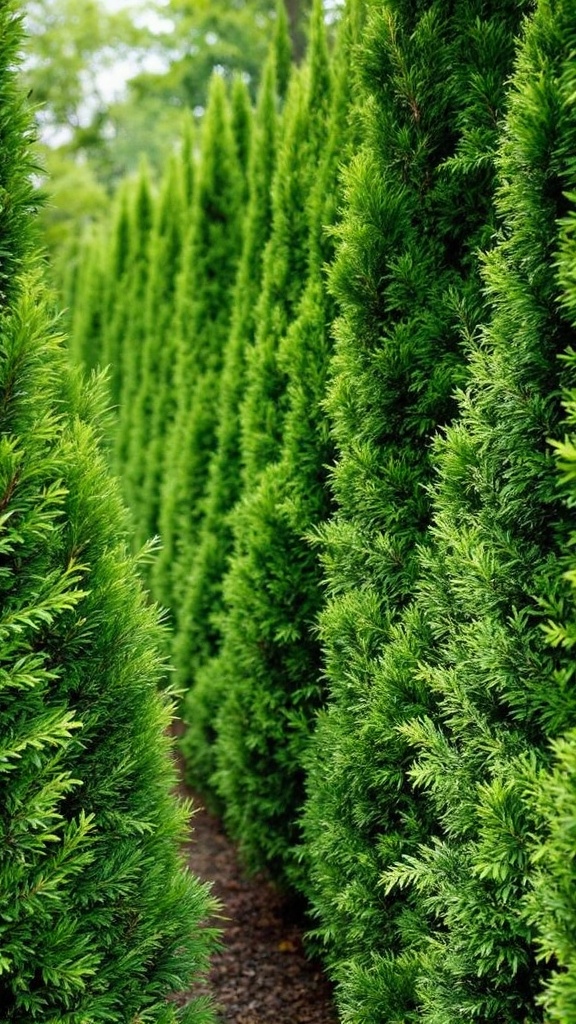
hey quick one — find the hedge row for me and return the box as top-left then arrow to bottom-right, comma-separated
65,0 -> 576,1021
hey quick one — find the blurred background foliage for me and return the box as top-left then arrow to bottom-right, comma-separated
22,0 -> 330,256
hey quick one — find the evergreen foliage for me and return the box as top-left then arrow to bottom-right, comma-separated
237,0 -> 331,493
0,3 -> 36,306
0,283 -> 219,1023
97,182 -> 135,396
208,0 -> 358,887
0,9 -> 219,1018
123,149 -> 190,549
230,74 -> 253,201
273,0 -> 293,100
384,2 -> 576,1021
178,0 -> 332,863
525,64 -> 576,1010
299,0 -> 530,1019
66,229 -> 108,373
39,2 -> 576,1019
178,52 -> 281,796
111,162 -> 156,477
151,73 -> 243,611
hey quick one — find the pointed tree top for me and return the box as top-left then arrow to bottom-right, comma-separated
274,0 -> 293,100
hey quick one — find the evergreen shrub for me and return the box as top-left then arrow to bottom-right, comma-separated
178,49 -> 282,798
151,73 -> 243,611
300,0 -> 530,1020
208,0 -> 359,887
0,9 -> 219,1018
386,2 -> 576,1021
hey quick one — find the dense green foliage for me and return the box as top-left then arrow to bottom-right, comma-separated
0,289 -> 219,1023
386,3 -> 576,1022
124,145 -> 193,549
299,1 -> 530,1019
207,0 -> 358,886
526,77 -> 576,1011
50,0 -> 576,1021
0,6 -> 219,1020
177,50 -> 283,796
151,72 -> 244,611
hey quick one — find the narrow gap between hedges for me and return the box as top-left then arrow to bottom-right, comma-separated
170,723 -> 338,1024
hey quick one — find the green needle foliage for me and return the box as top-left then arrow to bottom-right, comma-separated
111,162 -> 156,477
386,2 -> 576,1021
207,0 -> 359,888
177,51 -> 282,796
0,284 -> 219,1023
527,357 -> 576,1019
525,67 -> 576,1012
0,3 -> 36,306
0,6 -> 219,1018
299,0 -> 529,1020
123,147 -> 191,550
151,73 -> 244,612
99,180 -> 149,404
185,0 -> 332,875
230,74 -> 253,201
66,227 -> 109,374
237,0 -> 331,493
66,181 -> 132,378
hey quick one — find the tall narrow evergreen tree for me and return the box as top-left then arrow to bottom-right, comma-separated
180,0 -> 331,844
383,3 -> 576,1022
122,150 -> 189,549
230,74 -> 253,202
0,5 -> 219,1019
0,5 -> 35,304
137,122 -> 196,556
177,51 -> 282,795
208,0 -> 358,887
98,181 -> 139,399
110,163 -> 155,477
0,288 -> 220,1023
274,0 -> 293,100
66,228 -> 109,373
525,67 -> 576,1011
151,73 -> 243,611
237,0 -> 331,493
299,0 -> 530,1020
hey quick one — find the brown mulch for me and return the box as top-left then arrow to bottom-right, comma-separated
170,730 -> 339,1024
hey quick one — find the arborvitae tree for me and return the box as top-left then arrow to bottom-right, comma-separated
177,52 -> 281,795
525,75 -> 576,1015
0,4 -> 35,304
207,0 -> 358,888
179,0 -> 331,846
272,0 -> 292,101
382,3 -> 576,1021
66,229 -> 109,373
122,151 -> 188,550
0,6 -> 218,1018
109,163 -> 155,463
0,284 -> 219,1023
137,123 -> 196,555
151,73 -> 243,611
298,0 -> 531,1020
95,183 -> 133,387
273,0 -> 292,99
238,0 -> 331,494
230,74 -> 253,201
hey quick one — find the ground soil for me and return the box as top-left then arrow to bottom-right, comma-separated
171,729 -> 339,1024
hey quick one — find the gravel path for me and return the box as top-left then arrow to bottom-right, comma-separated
171,734 -> 339,1024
